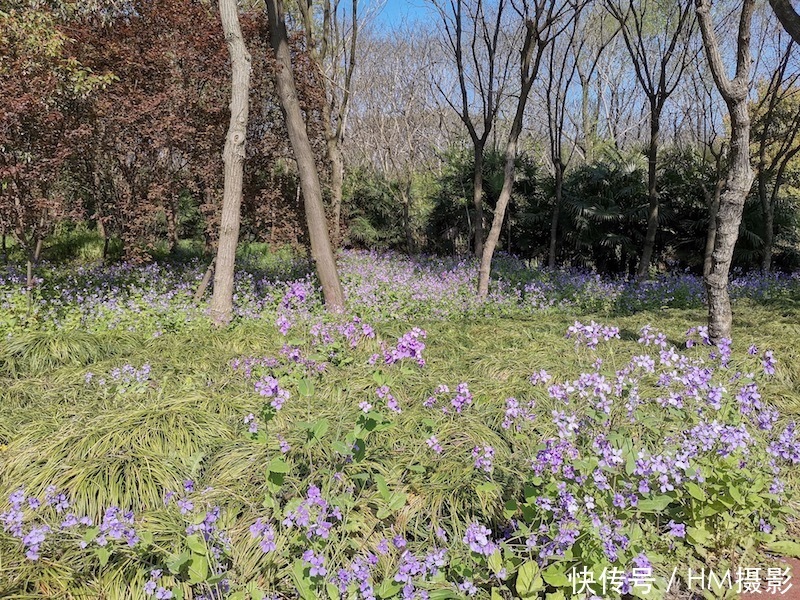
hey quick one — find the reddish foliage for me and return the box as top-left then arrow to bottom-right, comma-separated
0,1 -> 330,261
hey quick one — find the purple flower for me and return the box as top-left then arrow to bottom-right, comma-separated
302,550 -> 327,577
763,350 -> 776,375
463,522 -> 497,556
666,520 -> 686,538
472,445 -> 495,473
426,436 -> 442,454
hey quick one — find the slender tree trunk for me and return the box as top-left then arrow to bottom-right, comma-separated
636,106 -> 661,280
194,256 -> 216,304
757,166 -> 774,271
209,0 -> 251,325
548,159 -> 563,269
327,134 -> 345,247
472,146 -> 485,257
401,178 -> 414,253
478,136 -> 518,297
267,0 -> 345,310
702,178 -> 722,278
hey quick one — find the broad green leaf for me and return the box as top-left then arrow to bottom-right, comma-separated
188,554 -> 209,584
167,550 -> 190,574
542,564 -> 571,587
685,482 -> 707,501
765,540 -> 800,558
185,534 -> 206,555
637,495 -> 674,513
516,561 -> 544,598
267,456 -> 290,473
95,546 -> 110,567
298,377 -> 315,397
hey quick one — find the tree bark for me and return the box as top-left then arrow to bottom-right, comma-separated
477,24 -> 539,298
769,0 -> 800,44
702,177 -> 722,278
697,0 -> 756,343
472,146 -> 485,257
548,159 -> 563,269
326,130 -> 345,246
267,0 -> 346,310
636,105 -> 661,279
209,0 -> 251,325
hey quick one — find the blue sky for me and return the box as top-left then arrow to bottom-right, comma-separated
370,0 -> 431,28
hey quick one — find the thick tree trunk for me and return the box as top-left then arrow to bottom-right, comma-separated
548,159 -> 563,269
209,0 -> 251,325
636,107 -> 661,280
472,146 -> 485,257
697,0 -> 755,343
267,0 -> 345,310
706,99 -> 753,342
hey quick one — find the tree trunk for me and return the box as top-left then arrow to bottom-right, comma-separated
194,256 -> 216,304
548,159 -> 563,269
636,105 -> 661,280
209,0 -> 251,325
478,134 -> 518,297
702,178 -> 722,278
706,99 -> 753,342
472,146 -> 485,257
697,0 -> 755,344
267,0 -> 345,310
326,124 -> 345,247
757,164 -> 774,272
402,178 -> 414,253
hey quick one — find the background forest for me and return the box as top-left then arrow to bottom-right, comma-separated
3,0 -> 799,277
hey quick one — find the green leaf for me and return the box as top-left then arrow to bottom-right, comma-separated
95,546 -> 111,567
167,550 -> 191,574
687,526 -> 712,547
488,550 -> 503,574
376,578 -> 402,598
729,486 -> 745,505
298,377 -> 315,397
685,482 -> 707,501
765,540 -> 800,558
326,583 -> 341,600
387,492 -> 407,511
375,473 -> 391,500
372,371 -> 386,386
332,440 -> 353,455
491,588 -> 503,600
185,534 -> 206,555
139,531 -> 154,546
637,495 -> 674,513
517,561 -> 544,599
428,590 -> 459,600
188,554 -> 209,584
310,418 -> 329,439
292,559 -> 317,600
542,564 -> 571,587
82,527 -> 100,543
267,456 -> 290,473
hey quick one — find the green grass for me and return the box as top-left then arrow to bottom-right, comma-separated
0,303 -> 799,597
